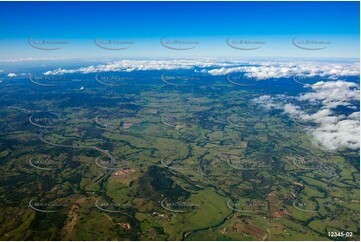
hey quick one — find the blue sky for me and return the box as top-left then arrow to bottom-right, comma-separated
0,1 -> 359,59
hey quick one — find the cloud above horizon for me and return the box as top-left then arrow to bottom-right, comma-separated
43,59 -> 245,75
42,59 -> 359,85
204,61 -> 360,80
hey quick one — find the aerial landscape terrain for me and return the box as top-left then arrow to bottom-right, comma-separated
0,1 -> 359,241
0,59 -> 359,240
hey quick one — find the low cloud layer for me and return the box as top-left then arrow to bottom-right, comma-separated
43,59 -> 243,75
205,61 -> 359,80
43,60 -> 359,87
0,57 -> 62,63
253,80 -> 360,150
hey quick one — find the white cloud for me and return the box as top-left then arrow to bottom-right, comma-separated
311,117 -> 359,150
207,66 -> 245,76
283,103 -> 304,117
7,73 -> 17,77
299,81 -> 359,109
204,61 -> 359,80
252,80 -> 360,151
43,59 -> 242,75
0,57 -> 60,63
43,59 -> 359,86
251,95 -> 284,110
